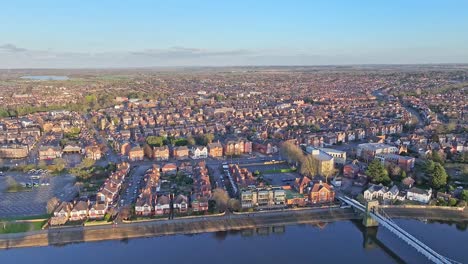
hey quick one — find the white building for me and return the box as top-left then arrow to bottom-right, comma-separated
319,148 -> 347,165
191,146 -> 208,159
406,187 -> 432,204
364,184 -> 399,201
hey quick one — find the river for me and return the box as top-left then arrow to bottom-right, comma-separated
0,219 -> 466,264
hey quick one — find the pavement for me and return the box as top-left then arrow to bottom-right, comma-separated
0,174 -> 76,218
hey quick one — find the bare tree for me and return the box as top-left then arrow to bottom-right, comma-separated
212,188 -> 230,212
280,141 -> 304,165
47,197 -> 60,214
300,155 -> 318,177
228,198 -> 241,212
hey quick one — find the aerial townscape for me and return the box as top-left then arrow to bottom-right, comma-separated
1,1 -> 468,264
0,66 -> 466,241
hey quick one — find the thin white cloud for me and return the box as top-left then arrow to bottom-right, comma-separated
0,43 -> 27,53
0,43 -> 467,68
130,46 -> 252,58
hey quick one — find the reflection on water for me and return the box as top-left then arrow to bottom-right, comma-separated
0,220 -> 466,264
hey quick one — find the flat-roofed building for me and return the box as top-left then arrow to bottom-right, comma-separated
0,144 -> 29,159
319,147 -> 347,165
240,186 -> 286,209
306,146 -> 335,177
356,143 -> 398,160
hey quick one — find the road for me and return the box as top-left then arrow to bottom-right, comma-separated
403,105 -> 426,128
119,165 -> 151,207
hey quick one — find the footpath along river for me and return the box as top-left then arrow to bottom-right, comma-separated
0,209 -> 466,264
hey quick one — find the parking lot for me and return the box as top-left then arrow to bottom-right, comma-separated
239,163 -> 300,186
0,172 -> 77,218
262,172 -> 299,186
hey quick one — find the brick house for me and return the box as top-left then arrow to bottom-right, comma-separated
153,146 -> 170,161
207,142 -> 223,158
129,146 -> 144,161
70,201 -> 89,221
88,203 -> 107,219
309,181 -> 335,204
173,146 -> 189,159
39,146 -> 62,160
85,145 -> 102,161
155,195 -> 171,215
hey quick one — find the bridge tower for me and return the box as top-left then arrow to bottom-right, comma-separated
362,200 -> 379,227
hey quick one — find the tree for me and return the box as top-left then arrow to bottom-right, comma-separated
300,155 -> 318,177
204,133 -> 215,144
146,136 -> 165,147
449,198 -> 458,207
187,136 -> 196,146
431,163 -> 448,189
321,161 -> 336,182
208,200 -> 217,213
228,198 -> 241,212
38,160 -> 47,170
5,176 -> 23,192
401,170 -> 407,179
80,158 -> 95,169
47,197 -> 60,214
425,160 -> 435,174
212,188 -> 229,212
53,158 -> 67,172
119,206 -> 132,221
143,144 -> 153,158
430,150 -> 445,164
389,164 -> 401,178
280,141 -> 304,165
366,159 -> 390,184
461,190 -> 468,202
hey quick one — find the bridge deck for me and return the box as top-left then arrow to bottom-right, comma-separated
338,196 -> 456,264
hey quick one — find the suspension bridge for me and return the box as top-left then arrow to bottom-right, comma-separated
338,195 -> 461,264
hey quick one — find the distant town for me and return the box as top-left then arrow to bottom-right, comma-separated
0,66 -> 466,235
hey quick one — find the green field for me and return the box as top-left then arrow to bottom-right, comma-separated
262,168 -> 297,174
0,221 -> 46,234
0,214 -> 50,222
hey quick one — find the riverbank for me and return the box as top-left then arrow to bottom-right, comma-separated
0,208 -> 357,249
0,206 -> 466,250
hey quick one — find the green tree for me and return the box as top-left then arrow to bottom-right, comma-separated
401,170 -> 407,179
430,151 -> 444,164
431,163 -> 447,189
80,158 -> 96,169
53,158 -> 67,172
425,160 -> 435,174
208,200 -> 217,213
146,136 -> 165,147
449,198 -> 458,207
366,159 -> 390,184
461,190 -> 468,202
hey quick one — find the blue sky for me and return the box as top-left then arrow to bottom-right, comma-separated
1,0 -> 467,68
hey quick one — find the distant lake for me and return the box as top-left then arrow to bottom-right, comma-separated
20,76 -> 69,81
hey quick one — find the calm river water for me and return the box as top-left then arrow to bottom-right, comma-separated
0,219 -> 466,264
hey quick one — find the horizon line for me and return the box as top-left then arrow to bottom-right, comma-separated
2,62 -> 468,71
